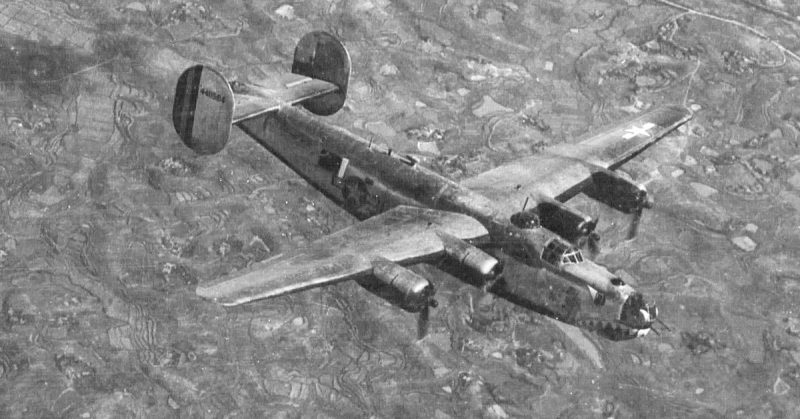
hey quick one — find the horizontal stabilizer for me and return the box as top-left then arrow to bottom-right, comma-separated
231,73 -> 339,123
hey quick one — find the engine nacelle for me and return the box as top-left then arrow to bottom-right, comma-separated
370,258 -> 435,313
585,170 -> 653,214
534,200 -> 597,244
437,231 -> 502,278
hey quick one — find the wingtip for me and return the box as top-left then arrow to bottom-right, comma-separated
196,284 -> 236,305
675,103 -> 695,120
681,104 -> 694,119
195,292 -> 243,307
195,283 -> 214,298
658,103 -> 693,118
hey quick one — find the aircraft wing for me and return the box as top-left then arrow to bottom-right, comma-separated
196,205 -> 489,306
461,105 -> 692,203
231,73 -> 339,123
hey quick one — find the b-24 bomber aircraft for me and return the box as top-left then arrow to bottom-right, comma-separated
172,31 -> 691,341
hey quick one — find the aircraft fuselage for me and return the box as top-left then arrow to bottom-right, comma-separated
236,105 -> 654,338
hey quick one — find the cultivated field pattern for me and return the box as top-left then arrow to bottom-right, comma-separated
1,0 -> 800,417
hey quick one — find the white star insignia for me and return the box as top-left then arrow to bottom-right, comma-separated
622,122 -> 656,140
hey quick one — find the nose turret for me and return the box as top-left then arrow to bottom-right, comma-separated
619,292 -> 656,334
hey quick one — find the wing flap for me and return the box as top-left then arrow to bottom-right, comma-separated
232,73 -> 339,123
196,206 -> 489,305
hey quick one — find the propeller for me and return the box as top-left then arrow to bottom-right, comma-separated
586,232 -> 601,257
626,207 -> 642,240
576,218 -> 601,257
626,190 -> 652,240
480,264 -> 505,293
417,298 -> 438,340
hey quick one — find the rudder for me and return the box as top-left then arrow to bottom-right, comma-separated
292,31 -> 351,116
172,65 -> 234,155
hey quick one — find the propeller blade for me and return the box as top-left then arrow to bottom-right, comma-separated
416,291 -> 438,340
417,305 -> 430,340
587,232 -> 601,258
626,207 -> 642,240
481,269 -> 503,293
575,222 -> 601,257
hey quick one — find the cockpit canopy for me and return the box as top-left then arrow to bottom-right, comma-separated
541,238 -> 584,266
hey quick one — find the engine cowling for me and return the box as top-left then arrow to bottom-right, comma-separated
370,258 -> 435,313
437,231 -> 502,278
533,200 -> 597,244
585,169 -> 653,214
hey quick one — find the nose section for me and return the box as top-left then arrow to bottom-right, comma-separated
619,292 -> 656,330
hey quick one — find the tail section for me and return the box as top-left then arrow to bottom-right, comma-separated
291,31 -> 351,116
172,31 -> 350,155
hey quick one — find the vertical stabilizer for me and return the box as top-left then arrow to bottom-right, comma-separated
292,31 -> 351,116
172,65 -> 234,155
